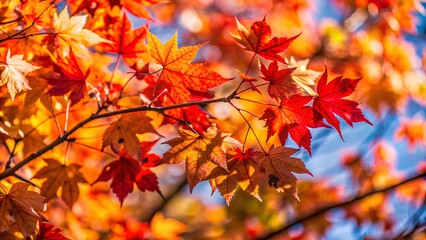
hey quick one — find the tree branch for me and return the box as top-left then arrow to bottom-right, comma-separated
256,171 -> 426,240
0,97 -> 230,181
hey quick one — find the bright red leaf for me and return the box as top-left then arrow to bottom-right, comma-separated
36,222 -> 70,240
231,17 -> 300,62
260,94 -> 328,154
260,60 -> 297,99
93,154 -> 140,206
313,68 -> 372,139
47,49 -> 88,105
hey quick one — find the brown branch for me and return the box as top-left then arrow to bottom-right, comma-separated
0,97 -> 230,181
256,171 -> 426,240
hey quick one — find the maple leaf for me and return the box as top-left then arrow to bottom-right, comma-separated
0,49 -> 40,101
32,158 -> 88,208
161,124 -> 242,192
260,94 -> 328,155
94,141 -> 161,205
102,112 -> 158,158
51,6 -> 110,58
231,17 -> 300,62
94,154 -> 140,205
101,13 -> 148,67
36,222 -> 70,240
286,57 -> 320,96
0,182 -> 45,237
256,146 -> 312,200
47,49 -> 89,105
147,30 -> 231,103
259,60 -> 297,99
313,68 -> 372,139
205,148 -> 261,205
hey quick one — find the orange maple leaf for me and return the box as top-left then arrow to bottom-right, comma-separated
161,124 -> 241,192
256,146 -> 312,200
0,182 -> 45,237
147,31 -> 232,103
32,158 -> 88,208
102,112 -> 158,158
206,148 -> 261,205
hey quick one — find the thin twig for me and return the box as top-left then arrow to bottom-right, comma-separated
256,171 -> 426,240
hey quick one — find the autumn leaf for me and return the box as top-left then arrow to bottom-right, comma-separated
32,158 -> 87,208
162,124 -> 242,192
94,141 -> 161,205
47,49 -> 89,105
51,6 -> 110,58
260,94 -> 328,155
206,148 -> 261,205
102,112 -> 158,158
150,213 -> 187,240
237,69 -> 260,93
94,154 -> 140,205
313,68 -> 372,139
101,13 -> 148,68
231,17 -> 300,62
0,182 -> 45,237
259,60 -> 297,99
147,30 -> 232,103
286,57 -> 320,96
36,222 -> 70,240
119,0 -> 159,21
256,145 -> 312,200
0,49 -> 40,101
395,118 -> 426,149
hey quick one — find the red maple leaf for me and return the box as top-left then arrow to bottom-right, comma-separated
260,94 -> 328,155
313,68 -> 372,139
94,141 -> 161,205
231,17 -> 300,62
260,60 -> 297,99
93,153 -> 139,205
47,49 -> 88,105
36,222 -> 70,240
101,12 -> 148,68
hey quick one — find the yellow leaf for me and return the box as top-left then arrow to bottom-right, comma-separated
286,56 -> 320,96
52,7 -> 110,59
150,213 -> 187,240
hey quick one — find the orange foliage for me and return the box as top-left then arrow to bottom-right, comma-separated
0,0 -> 424,239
